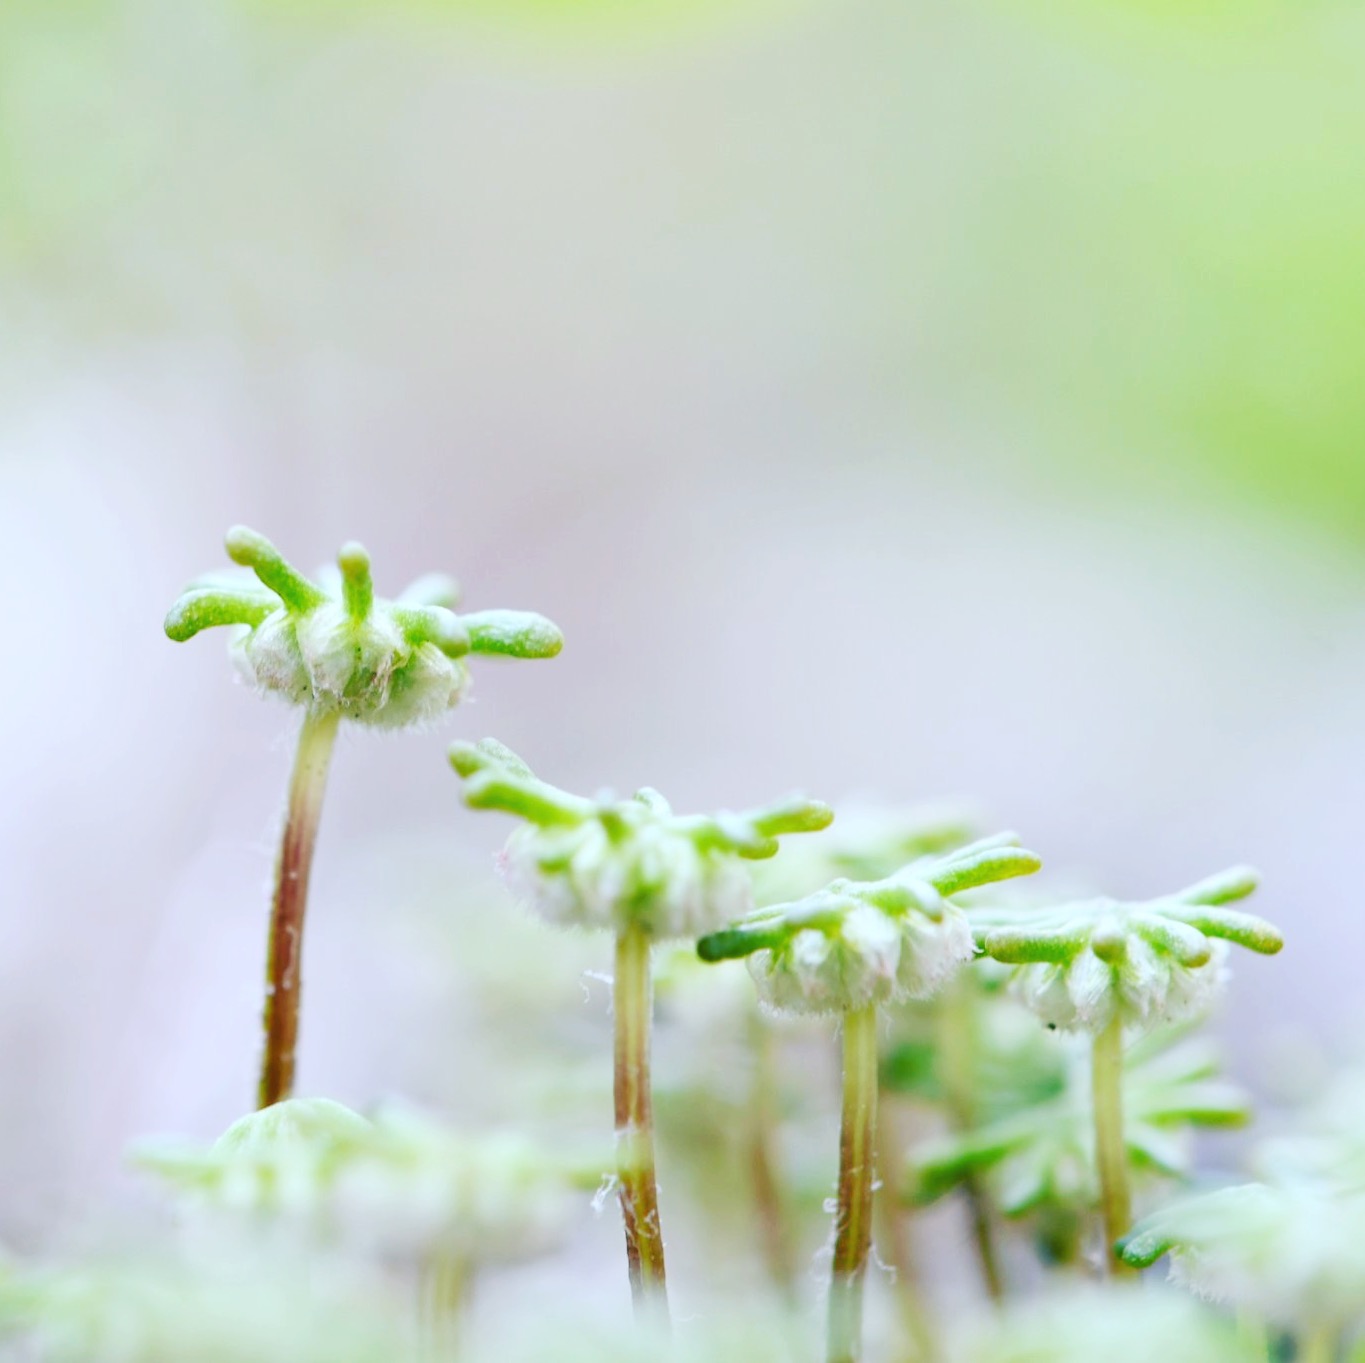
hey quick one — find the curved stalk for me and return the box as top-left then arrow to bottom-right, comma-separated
828,1004 -> 879,1363
614,924 -> 669,1321
258,707 -> 340,1109
1091,1014 -> 1133,1275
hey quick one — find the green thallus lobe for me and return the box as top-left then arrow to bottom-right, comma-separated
698,836 -> 1042,1363
449,737 -> 832,1321
166,527 -> 562,1108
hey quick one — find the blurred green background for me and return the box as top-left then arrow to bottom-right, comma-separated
4,0 -> 1364,538
0,0 -> 1360,1290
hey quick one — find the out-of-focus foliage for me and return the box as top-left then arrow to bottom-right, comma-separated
1120,1178 -> 1365,1333
908,1019 -> 1249,1216
471,1306 -> 812,1363
1120,1059 -> 1365,1333
0,1252 -> 420,1363
952,1284 -> 1256,1363
135,1097 -> 596,1266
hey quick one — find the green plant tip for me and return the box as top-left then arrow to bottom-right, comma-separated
133,1098 -> 596,1266
165,527 -> 563,728
462,610 -> 565,659
749,800 -> 984,906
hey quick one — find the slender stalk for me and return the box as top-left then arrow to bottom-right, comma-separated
614,924 -> 668,1321
257,707 -> 340,1109
937,981 -> 1005,1301
875,1092 -> 935,1362
828,1004 -> 879,1363
748,1011 -> 798,1305
1091,1014 -> 1133,1275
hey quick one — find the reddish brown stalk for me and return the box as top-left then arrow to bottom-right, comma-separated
614,923 -> 669,1321
257,707 -> 340,1109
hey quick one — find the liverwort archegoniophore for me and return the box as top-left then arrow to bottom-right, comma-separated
698,835 -> 1042,1363
971,867 -> 1283,1273
450,737 -> 832,1324
166,527 -> 562,1109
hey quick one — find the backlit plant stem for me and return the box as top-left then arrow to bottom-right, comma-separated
614,923 -> 668,1320
828,1003 -> 879,1363
1091,1014 -> 1133,1275
258,707 -> 340,1109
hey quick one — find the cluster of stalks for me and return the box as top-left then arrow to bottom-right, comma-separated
146,527 -> 1298,1363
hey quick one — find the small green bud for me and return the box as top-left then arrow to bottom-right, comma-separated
972,867 -> 1283,1034
165,527 -> 562,729
449,739 -> 833,940
698,836 -> 1042,1015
